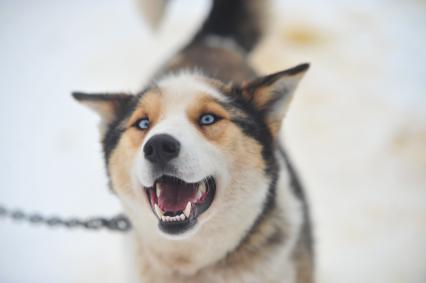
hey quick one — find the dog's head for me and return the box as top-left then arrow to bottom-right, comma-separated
73,64 -> 308,240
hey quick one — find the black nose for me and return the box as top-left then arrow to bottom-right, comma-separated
143,134 -> 181,165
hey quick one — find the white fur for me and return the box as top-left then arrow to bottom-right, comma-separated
158,71 -> 229,102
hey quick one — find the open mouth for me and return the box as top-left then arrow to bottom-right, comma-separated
145,175 -> 216,235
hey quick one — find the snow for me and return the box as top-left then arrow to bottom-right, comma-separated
0,0 -> 425,282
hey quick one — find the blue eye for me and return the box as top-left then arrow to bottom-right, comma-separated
199,114 -> 217,126
136,118 -> 150,130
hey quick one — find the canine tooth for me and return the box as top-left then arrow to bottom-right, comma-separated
195,190 -> 202,200
199,183 -> 206,194
156,184 -> 161,198
179,214 -> 185,221
184,202 -> 191,218
161,215 -> 166,222
154,204 -> 164,219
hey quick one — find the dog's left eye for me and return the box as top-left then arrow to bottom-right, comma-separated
136,118 -> 150,130
199,114 -> 218,126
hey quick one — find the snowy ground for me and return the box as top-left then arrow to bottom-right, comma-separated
0,0 -> 425,282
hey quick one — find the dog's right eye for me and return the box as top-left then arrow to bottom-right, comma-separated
135,118 -> 150,130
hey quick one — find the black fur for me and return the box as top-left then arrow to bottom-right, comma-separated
192,0 -> 266,52
278,146 -> 306,201
278,146 -> 314,256
72,92 -> 132,105
245,63 -> 310,90
102,114 -> 128,163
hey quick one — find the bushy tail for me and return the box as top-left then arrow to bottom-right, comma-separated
138,0 -> 168,30
139,0 -> 269,53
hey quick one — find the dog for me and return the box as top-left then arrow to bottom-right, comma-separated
72,0 -> 314,282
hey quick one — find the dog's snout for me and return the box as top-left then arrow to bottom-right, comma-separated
144,134 -> 181,165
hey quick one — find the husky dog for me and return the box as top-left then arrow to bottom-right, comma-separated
73,0 -> 314,282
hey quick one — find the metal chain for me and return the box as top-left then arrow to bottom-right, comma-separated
0,204 -> 132,232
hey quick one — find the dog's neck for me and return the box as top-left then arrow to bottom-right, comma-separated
129,197 -> 287,280
128,186 -> 270,276
125,158 -> 302,282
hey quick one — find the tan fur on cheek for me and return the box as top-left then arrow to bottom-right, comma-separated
201,121 -> 228,141
233,130 -> 266,172
108,132 -> 142,196
213,124 -> 266,172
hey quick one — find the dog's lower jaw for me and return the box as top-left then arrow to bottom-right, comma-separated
123,179 -> 270,277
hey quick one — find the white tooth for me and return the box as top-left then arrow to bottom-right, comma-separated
154,204 -> 164,218
196,190 -> 202,200
184,202 -> 191,218
161,215 -> 166,222
156,184 -> 161,198
179,214 -> 185,221
199,183 -> 206,194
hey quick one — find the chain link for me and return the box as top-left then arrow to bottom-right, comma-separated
0,204 -> 132,232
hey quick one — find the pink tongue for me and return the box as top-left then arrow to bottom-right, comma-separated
157,182 -> 197,212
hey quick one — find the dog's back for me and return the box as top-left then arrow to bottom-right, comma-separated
149,0 -> 264,82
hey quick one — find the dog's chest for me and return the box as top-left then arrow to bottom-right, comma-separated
133,248 -> 296,283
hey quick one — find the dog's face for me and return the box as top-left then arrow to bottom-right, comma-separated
73,64 -> 308,240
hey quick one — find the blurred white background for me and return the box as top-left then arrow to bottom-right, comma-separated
0,0 -> 425,282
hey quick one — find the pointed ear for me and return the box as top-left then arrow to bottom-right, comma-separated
72,91 -> 133,128
241,63 -> 310,137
